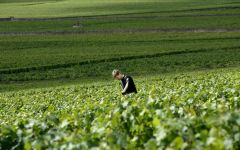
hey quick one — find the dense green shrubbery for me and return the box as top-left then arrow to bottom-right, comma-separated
0,69 -> 239,149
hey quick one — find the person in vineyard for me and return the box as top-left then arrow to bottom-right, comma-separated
112,69 -> 137,95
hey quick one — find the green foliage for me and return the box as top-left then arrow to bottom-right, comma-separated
0,69 -> 239,149
0,1 -> 239,148
0,32 -> 240,87
0,0 -> 240,91
1,32 -> 239,69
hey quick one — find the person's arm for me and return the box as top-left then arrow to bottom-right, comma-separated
122,78 -> 129,95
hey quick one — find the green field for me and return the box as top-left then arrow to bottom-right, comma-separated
0,11 -> 240,33
0,32 -> 240,91
0,0 -> 240,149
0,0 -> 239,18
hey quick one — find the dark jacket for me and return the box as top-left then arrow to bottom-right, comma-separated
121,75 -> 137,95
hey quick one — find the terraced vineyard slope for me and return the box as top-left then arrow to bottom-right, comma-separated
0,0 -> 240,149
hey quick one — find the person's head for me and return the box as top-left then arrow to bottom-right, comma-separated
112,69 -> 124,80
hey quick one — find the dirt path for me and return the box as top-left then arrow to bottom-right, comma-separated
0,28 -> 239,36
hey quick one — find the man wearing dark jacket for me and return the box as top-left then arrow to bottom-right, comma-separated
112,69 -> 137,95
